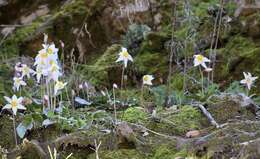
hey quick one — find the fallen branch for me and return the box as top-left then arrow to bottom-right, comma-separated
196,104 -> 220,128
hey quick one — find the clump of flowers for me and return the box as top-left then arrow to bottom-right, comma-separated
33,34 -> 67,111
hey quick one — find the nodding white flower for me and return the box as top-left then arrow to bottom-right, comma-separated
143,75 -> 154,86
3,95 -> 26,115
193,54 -> 210,69
54,81 -> 67,95
13,77 -> 26,91
15,62 -> 22,72
116,47 -> 133,68
35,44 -> 58,67
113,83 -> 118,89
35,66 -> 43,83
240,72 -> 258,90
79,84 -> 83,89
20,64 -> 35,79
48,63 -> 62,81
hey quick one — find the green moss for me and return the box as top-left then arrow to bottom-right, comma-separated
152,144 -> 177,159
134,52 -> 168,75
0,21 -> 41,57
123,107 -> 148,123
54,0 -> 88,18
149,105 -> 206,136
88,149 -> 147,159
80,44 -> 121,86
0,116 -> 16,149
170,73 -> 185,91
216,35 -> 260,92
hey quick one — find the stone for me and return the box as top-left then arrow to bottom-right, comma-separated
186,130 -> 201,138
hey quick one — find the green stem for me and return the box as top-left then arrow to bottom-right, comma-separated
113,87 -> 117,124
120,66 -> 125,98
199,67 -> 204,95
12,114 -> 18,147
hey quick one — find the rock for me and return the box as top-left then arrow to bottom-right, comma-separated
207,93 -> 257,124
235,0 -> 260,17
20,5 -> 49,25
0,0 -> 7,7
1,27 -> 15,36
186,130 -> 201,138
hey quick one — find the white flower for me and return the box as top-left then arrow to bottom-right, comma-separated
15,62 -> 22,72
143,75 -> 154,86
35,66 -> 43,83
84,82 -> 89,88
193,54 -> 210,68
20,64 -> 35,79
54,81 -> 67,95
79,84 -> 83,89
240,72 -> 258,90
35,44 -> 58,67
116,47 -> 133,68
13,77 -> 26,91
48,63 -> 62,81
3,95 -> 26,115
113,83 -> 118,89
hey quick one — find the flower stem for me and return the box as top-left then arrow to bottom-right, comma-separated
112,87 -> 117,124
12,114 -> 18,147
199,67 -> 204,95
141,84 -> 144,107
121,67 -> 125,90
120,67 -> 125,98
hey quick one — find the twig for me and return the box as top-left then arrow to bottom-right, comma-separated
196,104 -> 220,128
90,139 -> 101,159
130,122 -> 185,141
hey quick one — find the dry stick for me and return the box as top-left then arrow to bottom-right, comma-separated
211,0 -> 224,83
196,104 -> 220,128
12,114 -> 18,147
208,0 -> 222,85
90,139 -> 101,159
130,123 -> 185,141
165,1 -> 177,107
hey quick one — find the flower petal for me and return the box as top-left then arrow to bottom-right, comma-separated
12,107 -> 17,115
3,104 -> 12,109
17,104 -> 26,110
4,96 -> 12,103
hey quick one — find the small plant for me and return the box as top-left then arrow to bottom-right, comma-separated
116,47 -> 133,90
2,95 -> 26,146
240,72 -> 258,96
193,54 -> 211,96
141,75 -> 154,107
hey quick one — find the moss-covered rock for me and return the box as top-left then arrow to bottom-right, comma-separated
88,149 -> 147,159
123,107 -> 148,123
0,116 -> 16,150
148,105 -> 207,136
